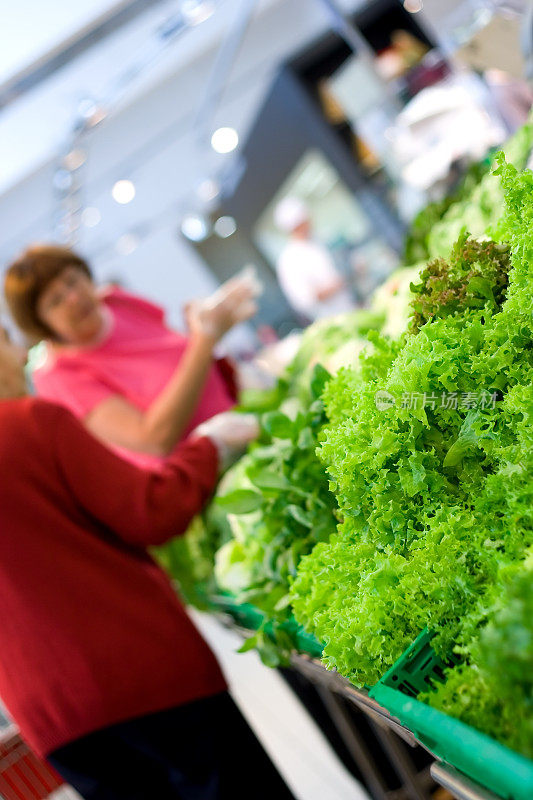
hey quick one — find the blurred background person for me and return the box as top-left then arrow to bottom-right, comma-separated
4,244 -> 258,467
273,197 -> 354,324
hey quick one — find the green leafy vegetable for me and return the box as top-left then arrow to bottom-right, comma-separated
214,365 -> 339,632
291,155 -> 533,705
410,234 -> 510,333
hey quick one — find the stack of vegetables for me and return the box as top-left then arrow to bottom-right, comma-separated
156,126 -> 533,761
291,155 -> 533,758
403,117 -> 533,263
156,306 -> 385,639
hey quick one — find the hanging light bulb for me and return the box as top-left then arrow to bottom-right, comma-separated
214,216 -> 237,238
81,207 -> 101,228
196,178 -> 221,203
116,233 -> 140,255
181,0 -> 216,26
112,180 -> 136,204
62,149 -> 87,170
77,98 -> 107,128
403,0 -> 423,13
211,127 -> 239,154
53,169 -> 74,192
181,213 -> 210,242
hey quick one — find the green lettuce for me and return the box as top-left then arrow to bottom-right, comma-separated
290,156 -> 533,696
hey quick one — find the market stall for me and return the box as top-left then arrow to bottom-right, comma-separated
156,118 -> 533,800
1,3 -> 532,799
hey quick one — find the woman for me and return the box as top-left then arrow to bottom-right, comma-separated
0,332 -> 295,800
4,245 -> 258,465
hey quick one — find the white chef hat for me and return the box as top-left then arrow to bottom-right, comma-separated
273,196 -> 309,233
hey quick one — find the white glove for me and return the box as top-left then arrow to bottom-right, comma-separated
186,267 -> 263,342
192,411 -> 259,471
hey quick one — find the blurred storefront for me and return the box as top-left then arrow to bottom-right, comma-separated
0,0 -> 530,342
189,0 -> 530,337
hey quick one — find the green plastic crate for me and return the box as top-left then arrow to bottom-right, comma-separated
209,593 -> 266,630
208,592 -> 323,659
369,630 -> 533,800
374,629 -> 461,697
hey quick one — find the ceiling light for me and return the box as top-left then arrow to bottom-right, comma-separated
52,169 -> 73,192
211,127 -> 239,154
116,233 -> 140,255
196,178 -> 221,203
81,207 -> 101,228
63,149 -> 86,170
403,0 -> 423,12
214,216 -> 237,238
77,98 -> 107,128
181,0 -> 216,25
181,213 -> 210,241
87,107 -> 107,127
78,98 -> 97,119
112,180 -> 136,204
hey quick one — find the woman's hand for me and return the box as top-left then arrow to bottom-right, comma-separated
186,270 -> 260,343
191,412 -> 259,470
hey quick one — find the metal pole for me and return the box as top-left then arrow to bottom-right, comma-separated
367,718 -> 432,800
430,762 -> 503,800
315,0 -> 401,109
314,684 -> 391,800
316,0 -> 376,58
194,0 -> 260,147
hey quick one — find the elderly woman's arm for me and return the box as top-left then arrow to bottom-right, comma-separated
86,330 -> 217,456
49,403 -> 257,546
85,282 -> 256,457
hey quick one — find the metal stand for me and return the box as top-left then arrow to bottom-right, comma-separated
313,685 -> 390,800
290,654 -> 435,800
290,654 -> 419,747
430,763 -> 503,800
366,721 -> 433,800
214,614 -> 512,800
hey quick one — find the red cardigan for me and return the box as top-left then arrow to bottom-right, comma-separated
0,397 -> 227,757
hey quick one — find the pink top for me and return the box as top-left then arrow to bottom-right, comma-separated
33,287 -> 237,467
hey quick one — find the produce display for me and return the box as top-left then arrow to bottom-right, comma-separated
156,307 -> 384,627
421,551 -> 533,760
291,233 -> 514,682
402,160 -> 490,265
291,156 -> 533,757
156,122 -> 533,767
403,117 -> 532,265
370,262 -> 423,338
426,119 -> 533,260
212,366 -> 337,663
421,157 -> 533,759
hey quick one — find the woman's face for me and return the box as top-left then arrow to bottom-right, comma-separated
36,266 -> 104,345
0,329 -> 27,400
